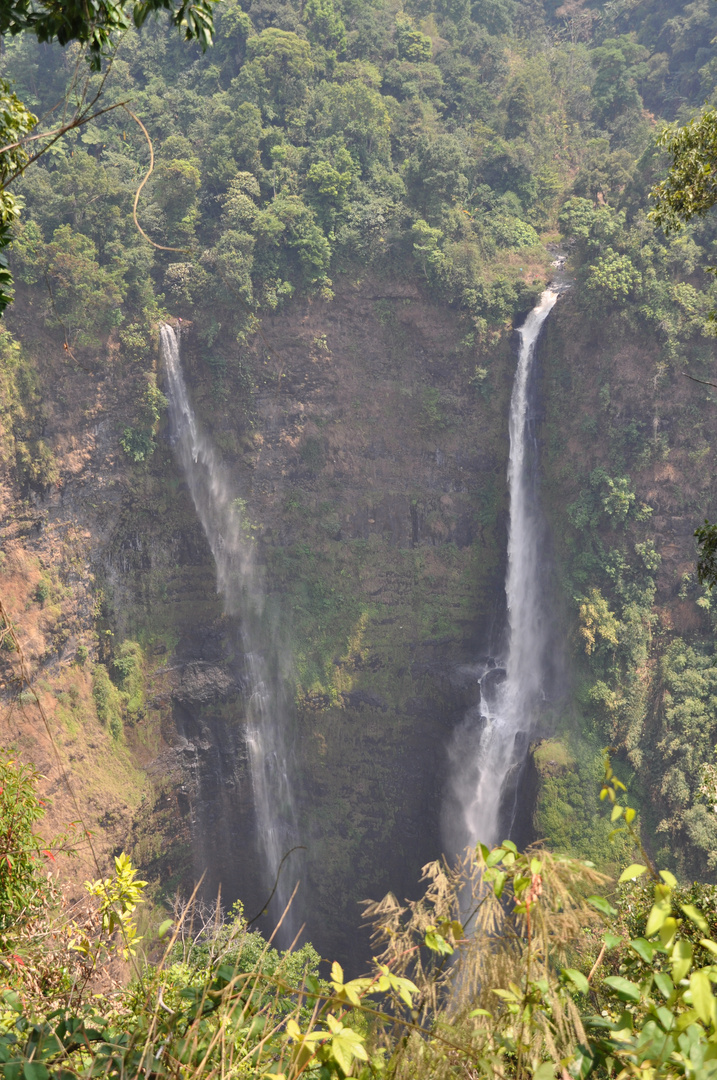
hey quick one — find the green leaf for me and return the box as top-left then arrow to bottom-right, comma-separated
630,937 -> 655,963
691,968 -> 714,1025
618,863 -> 647,883
604,933 -> 622,949
672,939 -> 693,982
682,904 -> 709,934
330,961 -> 344,984
562,968 -> 590,995
611,804 -> 623,822
654,971 -> 674,1000
424,931 -> 453,956
587,895 -> 617,917
493,870 -> 507,899
646,900 -> 671,938
23,1066 -> 49,1080
533,1065 -> 555,1079
158,919 -> 173,939
660,870 -> 678,888
602,976 -> 641,1002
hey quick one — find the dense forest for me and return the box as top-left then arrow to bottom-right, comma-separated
4,0 -> 717,1073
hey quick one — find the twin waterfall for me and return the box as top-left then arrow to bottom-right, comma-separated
160,325 -> 298,936
446,289 -> 559,853
160,286 -> 557,939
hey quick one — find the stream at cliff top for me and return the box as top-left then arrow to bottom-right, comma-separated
444,288 -> 559,856
160,324 -> 299,944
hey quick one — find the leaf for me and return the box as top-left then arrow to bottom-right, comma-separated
158,919 -> 173,939
630,937 -> 654,964
562,968 -> 590,995
493,870 -> 507,899
286,1019 -> 301,1041
604,933 -> 622,949
425,931 -> 453,956
682,904 -> 709,934
672,939 -> 693,982
23,1066 -> 49,1080
660,870 -> 678,888
602,976 -> 641,1002
533,1065 -> 555,1079
659,917 -> 679,949
645,901 -> 671,938
625,807 -> 636,824
468,1008 -> 492,1018
330,961 -> 344,985
587,895 -> 617,917
691,968 -> 714,1025
329,1028 -> 368,1074
611,804 -> 623,822
654,971 -> 674,1000
618,863 -> 647,883
701,939 -> 717,957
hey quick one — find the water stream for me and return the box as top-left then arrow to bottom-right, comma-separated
160,324 -> 298,940
444,289 -> 559,854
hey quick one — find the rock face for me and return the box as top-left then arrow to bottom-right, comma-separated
172,663 -> 240,708
7,270 -> 716,969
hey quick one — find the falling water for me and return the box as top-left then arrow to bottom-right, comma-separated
445,289 -> 559,854
160,324 -> 298,937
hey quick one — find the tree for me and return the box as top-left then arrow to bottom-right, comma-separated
649,112 -> 717,588
0,0 -> 218,315
650,110 -> 717,234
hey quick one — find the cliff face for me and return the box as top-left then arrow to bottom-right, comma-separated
3,263 -> 717,967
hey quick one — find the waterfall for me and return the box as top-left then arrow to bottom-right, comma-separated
160,324 -> 298,938
445,289 -> 559,854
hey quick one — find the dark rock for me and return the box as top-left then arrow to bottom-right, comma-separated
172,662 -> 239,707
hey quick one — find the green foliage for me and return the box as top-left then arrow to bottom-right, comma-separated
585,248 -> 641,303
120,376 -> 167,464
111,640 -> 145,718
79,853 -> 147,960
650,110 -> 717,234
0,79 -> 36,315
695,519 -> 717,590
0,755 -> 70,933
91,663 -> 123,739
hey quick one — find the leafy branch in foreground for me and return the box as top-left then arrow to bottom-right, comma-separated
6,744 -> 717,1078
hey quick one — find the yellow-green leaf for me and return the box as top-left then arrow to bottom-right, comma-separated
646,901 -> 671,938
672,940 -> 693,982
682,904 -> 709,934
691,968 -> 714,1025
619,864 -> 647,883
331,961 -> 344,985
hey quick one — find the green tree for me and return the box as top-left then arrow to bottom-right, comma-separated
238,29 -> 314,123
44,224 -> 125,347
590,35 -> 648,124
304,0 -> 346,54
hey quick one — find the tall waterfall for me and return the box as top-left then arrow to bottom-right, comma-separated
445,289 -> 559,853
160,324 -> 298,937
